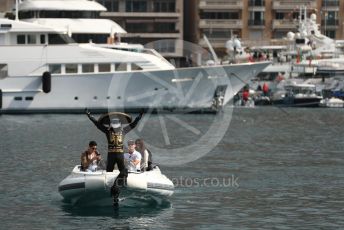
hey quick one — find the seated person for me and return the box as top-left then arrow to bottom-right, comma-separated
135,138 -> 152,171
81,141 -> 101,172
124,139 -> 141,172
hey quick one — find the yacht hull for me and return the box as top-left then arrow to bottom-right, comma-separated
0,62 -> 270,113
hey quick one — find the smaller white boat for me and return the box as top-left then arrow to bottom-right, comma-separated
319,97 -> 344,108
58,165 -> 174,207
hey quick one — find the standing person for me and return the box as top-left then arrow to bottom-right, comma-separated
124,140 -> 141,172
85,109 -> 144,205
262,82 -> 269,97
85,109 -> 143,172
80,141 -> 101,172
242,89 -> 249,106
135,138 -> 153,171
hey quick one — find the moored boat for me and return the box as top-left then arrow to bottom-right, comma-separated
0,19 -> 270,113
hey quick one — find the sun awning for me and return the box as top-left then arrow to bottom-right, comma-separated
23,18 -> 127,34
19,0 -> 107,11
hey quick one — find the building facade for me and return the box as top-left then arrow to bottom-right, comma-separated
185,0 -> 344,55
1,0 -> 344,59
98,0 -> 184,61
0,0 -> 14,17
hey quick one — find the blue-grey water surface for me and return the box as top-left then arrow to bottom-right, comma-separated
0,107 -> 343,229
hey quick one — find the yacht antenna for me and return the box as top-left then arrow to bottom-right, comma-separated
203,34 -> 219,64
15,0 -> 19,21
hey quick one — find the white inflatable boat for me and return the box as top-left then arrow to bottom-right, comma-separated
58,165 -> 174,207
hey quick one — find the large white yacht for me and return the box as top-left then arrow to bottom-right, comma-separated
0,18 -> 270,113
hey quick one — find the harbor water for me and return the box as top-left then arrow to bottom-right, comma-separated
0,106 -> 343,229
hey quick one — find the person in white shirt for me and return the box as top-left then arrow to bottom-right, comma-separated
124,140 -> 141,172
135,138 -> 150,171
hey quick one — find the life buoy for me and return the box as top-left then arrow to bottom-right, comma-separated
0,89 -> 2,109
42,71 -> 51,93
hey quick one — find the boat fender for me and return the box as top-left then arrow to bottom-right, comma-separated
0,89 -> 2,109
42,71 -> 51,93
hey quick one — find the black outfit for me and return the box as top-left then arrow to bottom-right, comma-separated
87,113 -> 143,172
86,111 -> 143,206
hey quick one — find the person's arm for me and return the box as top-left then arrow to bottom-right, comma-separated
81,152 -> 90,170
85,108 -> 106,133
123,110 -> 144,135
94,150 -> 101,161
143,150 -> 149,168
131,153 -> 141,166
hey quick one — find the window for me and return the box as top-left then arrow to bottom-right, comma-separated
325,30 -> 336,39
40,34 -> 46,44
154,0 -> 175,12
0,64 -> 8,79
65,64 -> 78,73
153,39 -> 175,53
126,23 -> 149,33
203,29 -> 231,39
115,63 -> 127,71
28,34 -> 36,44
17,35 -> 25,44
101,0 -> 119,12
14,96 -> 22,101
201,12 -> 239,20
131,63 -> 143,71
323,0 -> 339,7
25,96 -> 33,101
49,64 -> 61,74
155,23 -> 176,33
126,0 -> 147,12
82,64 -> 94,73
98,63 -> 111,72
275,12 -> 284,20
48,34 -> 75,44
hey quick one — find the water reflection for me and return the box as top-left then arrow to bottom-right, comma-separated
60,199 -> 172,218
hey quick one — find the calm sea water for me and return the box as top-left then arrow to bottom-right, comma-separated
0,107 -> 343,229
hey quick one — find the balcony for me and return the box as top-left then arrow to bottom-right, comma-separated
248,0 -> 265,11
273,0 -> 317,10
272,19 -> 297,29
322,0 -> 339,7
321,19 -> 339,28
199,19 -> 242,29
248,19 -> 265,28
199,38 -> 228,48
101,12 -> 180,18
322,0 -> 340,11
199,0 -> 243,10
124,33 -> 181,39
248,0 -> 265,6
